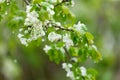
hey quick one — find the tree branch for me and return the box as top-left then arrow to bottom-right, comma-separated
54,25 -> 73,32
44,20 -> 73,32
24,0 -> 30,5
54,0 -> 69,7
63,47 -> 71,60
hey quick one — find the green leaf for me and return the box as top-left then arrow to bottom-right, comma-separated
85,32 -> 94,44
56,42 -> 65,47
54,6 -> 76,27
89,45 -> 102,62
69,47 -> 78,57
47,47 -> 65,64
87,68 -> 98,80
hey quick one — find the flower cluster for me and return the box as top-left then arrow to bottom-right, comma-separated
24,5 -> 39,26
62,63 -> 87,80
62,63 -> 75,80
63,34 -> 74,49
43,45 -> 52,53
73,21 -> 86,34
80,66 -> 87,76
18,5 -> 45,46
41,2 -> 55,16
48,32 -> 62,42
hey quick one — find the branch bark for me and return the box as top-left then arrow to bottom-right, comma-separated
24,0 -> 30,5
54,0 -> 69,7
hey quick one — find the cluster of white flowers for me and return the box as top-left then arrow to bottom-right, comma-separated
30,23 -> 45,40
62,63 -> 75,80
48,32 -> 62,42
41,2 -> 55,16
62,63 -> 87,80
74,21 -> 86,34
71,57 -> 78,62
24,5 -> 39,26
17,33 -> 28,46
43,45 -> 52,53
47,32 -> 73,50
46,4 -> 55,16
0,0 -> 5,3
43,44 -> 65,54
17,5 -> 45,46
80,66 -> 87,76
63,34 -> 74,49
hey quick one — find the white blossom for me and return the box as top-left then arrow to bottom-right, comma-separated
19,28 -> 23,32
68,63 -> 72,68
55,45 -> 65,53
17,33 -> 24,38
24,30 -> 29,34
55,22 -> 61,26
44,20 -> 50,25
24,5 -> 39,26
74,21 -> 86,34
62,63 -> 67,69
80,66 -> 87,76
62,63 -> 72,71
41,2 -> 55,16
19,38 -> 28,46
71,57 -> 78,62
62,63 -> 75,80
46,4 -> 55,15
63,34 -> 73,49
48,32 -> 62,42
66,70 -> 74,80
43,45 -> 52,53
17,5 -> 46,46
30,23 -> 45,40
26,5 -> 32,13
24,11 -> 39,26
17,33 -> 28,46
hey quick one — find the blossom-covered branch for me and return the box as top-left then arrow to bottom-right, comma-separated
14,0 -> 101,80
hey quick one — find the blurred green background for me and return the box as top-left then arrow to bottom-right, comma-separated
0,0 -> 120,80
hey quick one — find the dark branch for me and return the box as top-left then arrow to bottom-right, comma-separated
55,0 -> 69,7
24,0 -> 30,5
54,25 -> 73,31
64,47 -> 71,60
44,20 -> 73,32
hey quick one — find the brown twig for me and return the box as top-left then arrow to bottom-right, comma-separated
54,0 -> 69,7
24,0 -> 30,5
54,25 -> 73,31
63,47 -> 71,60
